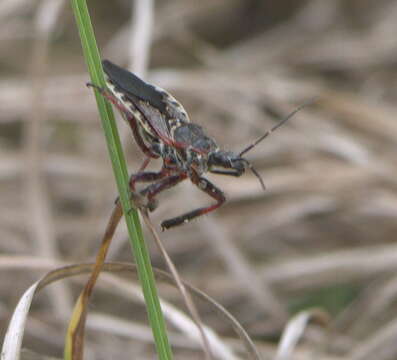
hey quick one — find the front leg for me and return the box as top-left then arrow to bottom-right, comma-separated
209,169 -> 241,176
161,172 -> 225,230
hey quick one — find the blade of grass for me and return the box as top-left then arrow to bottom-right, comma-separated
69,1 -> 173,359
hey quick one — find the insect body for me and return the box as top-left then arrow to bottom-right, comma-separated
89,60 -> 303,229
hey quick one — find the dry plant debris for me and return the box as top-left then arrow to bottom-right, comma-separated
1,1 -> 397,359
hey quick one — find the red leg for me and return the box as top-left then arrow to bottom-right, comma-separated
161,171 -> 225,230
129,166 -> 171,192
129,170 -> 186,213
129,156 -> 152,191
141,173 -> 188,206
127,114 -> 159,159
115,157 -> 152,205
128,167 -> 174,212
138,157 -> 151,172
133,172 -> 187,213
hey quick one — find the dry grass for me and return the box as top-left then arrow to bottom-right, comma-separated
1,0 -> 397,359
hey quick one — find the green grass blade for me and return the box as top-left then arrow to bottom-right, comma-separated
69,1 -> 173,359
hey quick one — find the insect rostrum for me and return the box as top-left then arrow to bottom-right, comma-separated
89,60 -> 299,230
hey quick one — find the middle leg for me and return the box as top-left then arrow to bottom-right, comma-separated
161,171 -> 225,230
140,173 -> 188,211
129,169 -> 168,192
129,165 -> 172,211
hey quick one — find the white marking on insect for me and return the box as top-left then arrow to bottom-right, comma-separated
153,85 -> 190,122
106,79 -> 157,137
169,119 -> 183,135
199,180 -> 207,189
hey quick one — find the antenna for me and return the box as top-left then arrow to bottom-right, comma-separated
239,99 -> 315,157
239,158 -> 266,191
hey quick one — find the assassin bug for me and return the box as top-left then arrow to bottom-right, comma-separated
88,60 -> 306,230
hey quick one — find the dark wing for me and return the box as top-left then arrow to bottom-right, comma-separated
102,60 -> 182,147
102,60 -> 165,112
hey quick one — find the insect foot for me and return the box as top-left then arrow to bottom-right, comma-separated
129,191 -> 157,213
146,197 -> 158,212
161,219 -> 176,232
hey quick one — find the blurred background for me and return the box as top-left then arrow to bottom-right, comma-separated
2,0 -> 397,359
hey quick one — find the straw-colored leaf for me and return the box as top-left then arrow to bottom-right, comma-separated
2,262 -> 261,360
276,308 -> 329,360
64,203 -> 123,360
